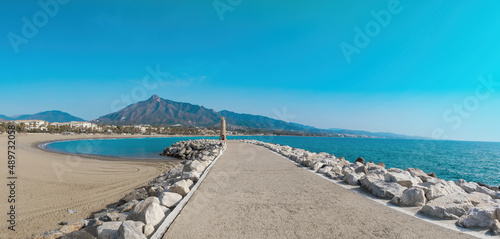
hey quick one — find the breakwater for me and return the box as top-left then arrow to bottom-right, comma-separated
241,139 -> 500,236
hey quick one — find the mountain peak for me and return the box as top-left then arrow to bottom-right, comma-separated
148,95 -> 161,103
93,96 -> 221,126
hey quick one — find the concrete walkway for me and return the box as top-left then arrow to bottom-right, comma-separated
164,141 -> 475,238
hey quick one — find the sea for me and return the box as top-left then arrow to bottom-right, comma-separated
43,136 -> 500,186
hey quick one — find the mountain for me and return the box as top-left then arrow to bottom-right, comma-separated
93,95 -> 321,132
93,95 -> 220,126
92,95 -> 425,139
327,128 -> 428,140
0,111 -> 85,123
219,110 -> 321,133
0,114 -> 14,121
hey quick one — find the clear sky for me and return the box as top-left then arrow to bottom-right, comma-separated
2,1 -> 500,142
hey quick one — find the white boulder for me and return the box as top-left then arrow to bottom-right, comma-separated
406,168 -> 426,177
391,188 -> 427,207
331,166 -> 342,174
362,179 -> 406,199
127,197 -> 165,227
181,171 -> 201,182
117,221 -> 147,239
302,159 -> 314,167
311,162 -> 324,172
326,171 -> 343,180
415,180 -> 466,201
456,179 -> 500,199
456,204 -> 500,228
97,222 -> 122,239
365,162 -> 384,171
420,192 -> 474,219
302,152 -> 316,160
385,171 -> 422,187
492,219 -> 500,235
344,172 -> 364,186
467,192 -> 493,206
186,160 -> 207,173
365,168 -> 387,178
169,179 -> 193,196
317,166 -> 333,175
143,224 -> 155,237
158,191 -> 183,208
387,168 -> 405,173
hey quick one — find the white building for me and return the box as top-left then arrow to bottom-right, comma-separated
69,121 -> 93,128
133,124 -> 151,133
50,122 -> 68,127
14,120 -> 48,130
50,121 -> 99,130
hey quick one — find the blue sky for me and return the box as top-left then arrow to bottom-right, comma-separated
2,1 -> 500,142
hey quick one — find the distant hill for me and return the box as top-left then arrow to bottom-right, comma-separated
93,95 -> 220,126
91,95 -> 426,140
0,110 -> 85,123
327,128 -> 428,140
0,114 -> 14,121
219,110 -> 320,133
0,96 -> 427,139
93,95 -> 319,132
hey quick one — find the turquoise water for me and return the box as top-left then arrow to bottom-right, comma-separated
44,136 -> 500,186
44,136 -> 218,159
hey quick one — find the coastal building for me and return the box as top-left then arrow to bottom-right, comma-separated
69,121 -> 94,129
50,122 -> 68,127
50,121 -> 99,130
133,124 -> 151,133
14,120 -> 48,130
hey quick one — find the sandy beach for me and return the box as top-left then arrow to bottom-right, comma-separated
0,133 -> 176,239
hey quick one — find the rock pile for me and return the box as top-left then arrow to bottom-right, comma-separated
34,139 -> 226,239
160,139 -> 223,160
241,139 -> 500,236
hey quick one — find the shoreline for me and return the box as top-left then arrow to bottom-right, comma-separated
0,133 -> 179,238
34,134 -> 219,162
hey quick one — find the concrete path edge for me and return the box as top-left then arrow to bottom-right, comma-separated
151,144 -> 228,239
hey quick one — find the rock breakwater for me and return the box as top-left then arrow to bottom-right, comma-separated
34,139 -> 226,239
241,139 -> 500,236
